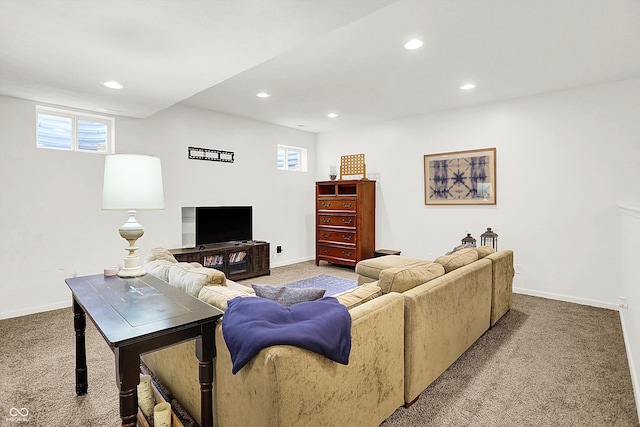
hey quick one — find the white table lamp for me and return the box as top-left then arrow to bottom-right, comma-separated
102,154 -> 165,277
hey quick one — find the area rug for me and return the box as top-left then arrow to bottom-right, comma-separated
282,274 -> 357,296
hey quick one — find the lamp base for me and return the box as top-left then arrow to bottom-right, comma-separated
118,265 -> 146,278
117,210 -> 147,278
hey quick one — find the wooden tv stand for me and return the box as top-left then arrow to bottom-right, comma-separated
170,241 -> 270,281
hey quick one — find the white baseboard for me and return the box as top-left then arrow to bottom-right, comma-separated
513,287 -> 619,310
0,300 -> 71,320
619,309 -> 640,422
270,256 -> 315,269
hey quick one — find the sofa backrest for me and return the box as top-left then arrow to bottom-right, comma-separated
377,263 -> 445,294
435,247 -> 479,273
143,248 -> 228,297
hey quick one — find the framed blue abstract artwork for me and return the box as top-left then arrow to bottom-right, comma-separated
424,147 -> 496,205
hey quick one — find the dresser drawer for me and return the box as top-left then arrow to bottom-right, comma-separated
316,244 -> 358,264
317,213 -> 356,228
317,228 -> 356,245
317,198 -> 357,212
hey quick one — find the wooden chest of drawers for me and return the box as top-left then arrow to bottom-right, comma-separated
315,179 -> 376,267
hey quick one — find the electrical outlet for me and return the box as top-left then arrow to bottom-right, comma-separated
515,264 -> 522,275
276,246 -> 282,254
619,297 -> 628,309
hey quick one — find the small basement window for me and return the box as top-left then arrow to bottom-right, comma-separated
277,144 -> 307,172
36,106 -> 115,153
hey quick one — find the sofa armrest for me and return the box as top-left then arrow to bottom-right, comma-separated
214,292 -> 405,427
402,259 -> 492,403
486,250 -> 515,326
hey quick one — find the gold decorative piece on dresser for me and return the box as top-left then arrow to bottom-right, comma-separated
315,179 -> 376,267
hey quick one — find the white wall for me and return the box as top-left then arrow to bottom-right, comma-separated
317,78 -> 640,309
0,96 -> 317,319
620,206 -> 640,416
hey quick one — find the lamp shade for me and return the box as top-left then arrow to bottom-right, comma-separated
102,154 -> 165,210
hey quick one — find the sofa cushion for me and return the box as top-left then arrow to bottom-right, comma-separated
334,283 -> 382,310
475,246 -> 496,259
356,255 -> 430,281
226,279 -> 256,294
144,247 -> 178,264
144,259 -> 175,283
168,263 -> 226,297
378,263 -> 445,294
435,247 -> 479,273
198,285 -> 253,311
252,284 -> 325,306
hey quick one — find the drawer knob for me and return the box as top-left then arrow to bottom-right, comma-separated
321,202 -> 331,208
322,218 -> 331,223
342,235 -> 353,241
322,233 -> 332,238
342,250 -> 353,256
342,219 -> 353,225
342,202 -> 353,208
321,248 -> 331,254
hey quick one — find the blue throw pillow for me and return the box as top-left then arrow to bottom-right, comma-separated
252,284 -> 325,306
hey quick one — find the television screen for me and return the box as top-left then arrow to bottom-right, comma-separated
196,206 -> 252,246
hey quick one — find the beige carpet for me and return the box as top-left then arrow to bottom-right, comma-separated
0,260 -> 637,426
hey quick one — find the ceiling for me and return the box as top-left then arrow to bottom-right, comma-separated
1,0 -> 639,134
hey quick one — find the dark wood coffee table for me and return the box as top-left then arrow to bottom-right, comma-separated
66,273 -> 223,427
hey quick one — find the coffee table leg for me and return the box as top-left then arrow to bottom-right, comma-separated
196,322 -> 216,427
115,347 -> 140,427
73,298 -> 88,396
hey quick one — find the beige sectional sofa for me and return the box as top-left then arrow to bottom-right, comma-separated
355,247 -> 515,404
140,248 -> 405,427
140,246 -> 514,426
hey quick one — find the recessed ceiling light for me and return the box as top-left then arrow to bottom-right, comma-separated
327,113 -> 339,118
103,81 -> 123,89
460,83 -> 476,90
256,92 -> 271,98
404,39 -> 423,50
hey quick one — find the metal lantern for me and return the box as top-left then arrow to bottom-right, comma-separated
480,227 -> 498,250
461,233 -> 476,247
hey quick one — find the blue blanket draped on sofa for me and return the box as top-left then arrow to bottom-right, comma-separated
222,296 -> 352,374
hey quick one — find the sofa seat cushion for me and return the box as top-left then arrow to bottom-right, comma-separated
333,283 -> 382,310
199,285 -> 254,311
356,255 -> 430,284
378,262 -> 445,294
435,247 -> 479,273
168,263 -> 226,297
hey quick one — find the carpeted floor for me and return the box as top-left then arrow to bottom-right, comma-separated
0,260 -> 637,426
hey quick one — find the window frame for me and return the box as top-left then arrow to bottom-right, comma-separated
36,105 -> 115,154
277,144 -> 307,172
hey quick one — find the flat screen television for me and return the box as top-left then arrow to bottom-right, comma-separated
195,206 -> 252,246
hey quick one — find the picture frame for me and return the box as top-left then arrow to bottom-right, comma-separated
424,147 -> 496,205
